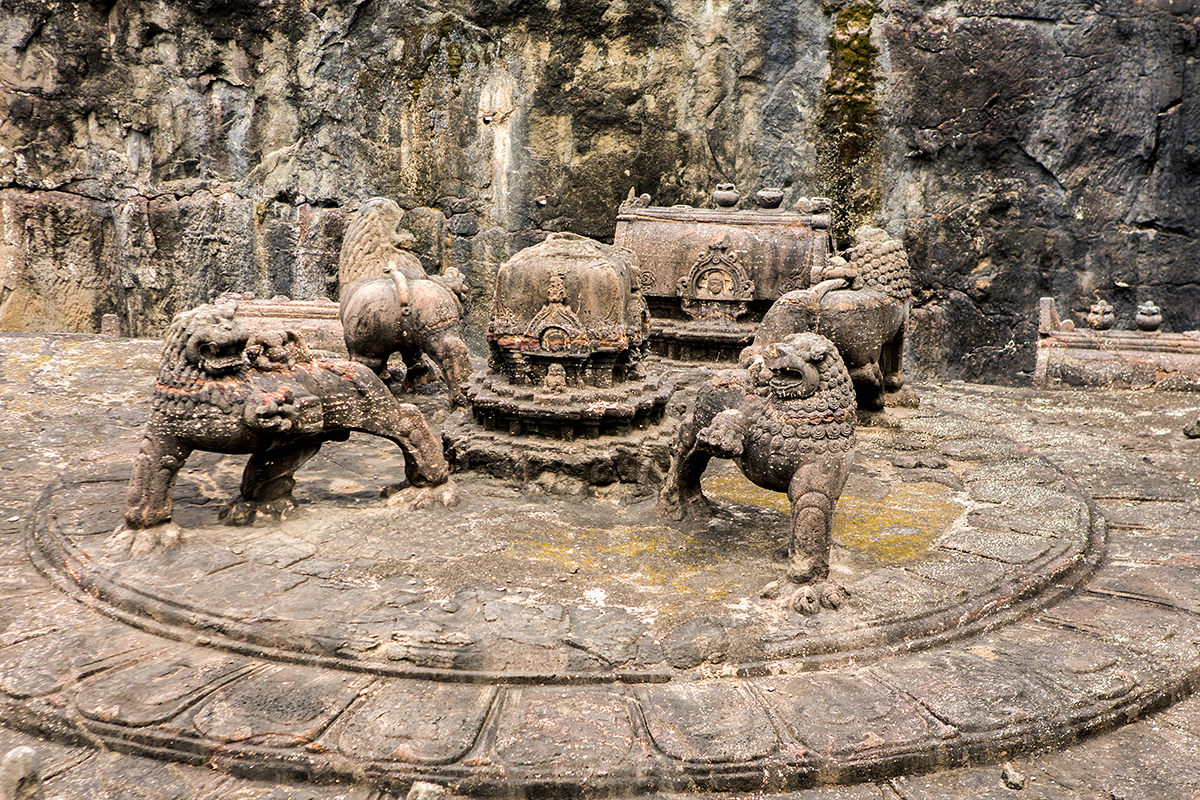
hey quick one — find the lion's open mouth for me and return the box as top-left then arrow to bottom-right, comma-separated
768,372 -> 810,399
197,340 -> 246,375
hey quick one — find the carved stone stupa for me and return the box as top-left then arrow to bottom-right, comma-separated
443,233 -> 678,490
469,232 -> 670,438
486,234 -> 648,394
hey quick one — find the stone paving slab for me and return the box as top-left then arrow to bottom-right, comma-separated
4,337 -> 1200,798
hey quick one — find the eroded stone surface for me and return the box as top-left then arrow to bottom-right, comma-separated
4,335 -> 1200,798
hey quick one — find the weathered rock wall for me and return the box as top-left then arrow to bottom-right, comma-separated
1,0 -> 1195,382
883,0 -> 1199,382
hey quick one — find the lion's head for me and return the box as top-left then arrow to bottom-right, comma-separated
339,197 -> 419,288
162,304 -> 249,377
751,332 -> 855,410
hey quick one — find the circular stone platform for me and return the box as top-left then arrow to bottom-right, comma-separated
11,393 -> 1175,796
32,412 -> 1101,682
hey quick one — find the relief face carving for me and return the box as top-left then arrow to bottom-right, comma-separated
676,242 -> 756,323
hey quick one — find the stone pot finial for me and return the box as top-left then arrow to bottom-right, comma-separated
754,187 -> 784,209
1135,300 -> 1162,332
712,184 -> 740,208
1087,298 -> 1114,330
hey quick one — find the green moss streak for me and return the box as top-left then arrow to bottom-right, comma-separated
447,42 -> 465,80
816,0 -> 883,248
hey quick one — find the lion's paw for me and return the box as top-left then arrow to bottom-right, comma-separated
883,384 -> 920,409
761,579 -> 849,615
219,495 -> 299,526
219,501 -> 258,526
104,522 -> 182,558
245,388 -> 298,432
384,482 -> 460,511
696,409 -> 746,458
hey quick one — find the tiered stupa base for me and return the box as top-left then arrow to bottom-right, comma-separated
442,372 -> 678,492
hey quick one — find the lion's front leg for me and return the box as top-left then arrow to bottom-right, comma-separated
661,407 -> 747,519
381,402 -> 457,510
657,450 -> 711,522
659,384 -> 751,522
848,361 -> 886,412
767,452 -> 853,614
109,434 -> 192,556
422,330 -> 473,408
657,412 -> 715,522
221,438 -> 326,526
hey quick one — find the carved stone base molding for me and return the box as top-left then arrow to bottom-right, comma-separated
11,400 -> 1155,796
1036,298 -> 1200,391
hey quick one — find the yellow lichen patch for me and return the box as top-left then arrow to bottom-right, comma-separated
521,540 -> 607,574
834,481 -> 963,563
509,517 -> 739,614
702,470 -> 791,514
702,469 -> 963,564
689,578 -> 739,606
508,518 -> 604,573
514,520 -> 697,576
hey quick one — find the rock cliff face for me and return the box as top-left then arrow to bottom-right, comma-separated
1,0 -> 1195,382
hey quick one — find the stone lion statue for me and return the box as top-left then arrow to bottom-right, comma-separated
338,197 -> 420,288
338,197 -> 473,405
658,331 -> 856,613
110,303 -> 450,556
744,226 -> 912,412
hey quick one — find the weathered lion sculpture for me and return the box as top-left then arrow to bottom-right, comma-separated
338,197 -> 473,405
340,268 -> 473,406
658,331 -> 856,613
744,226 -> 912,412
338,196 -> 419,288
110,303 -> 450,556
